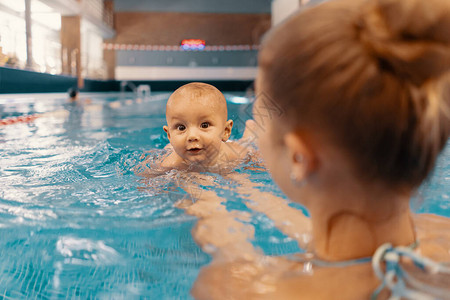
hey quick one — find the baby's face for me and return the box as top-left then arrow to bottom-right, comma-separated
164,93 -> 232,166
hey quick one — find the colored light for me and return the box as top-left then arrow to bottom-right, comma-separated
180,39 -> 206,51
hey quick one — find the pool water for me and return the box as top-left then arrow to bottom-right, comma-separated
0,92 -> 449,298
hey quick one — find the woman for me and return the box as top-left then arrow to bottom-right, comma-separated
192,0 -> 450,298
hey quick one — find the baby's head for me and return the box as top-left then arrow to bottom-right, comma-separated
164,82 -> 233,165
255,0 -> 450,192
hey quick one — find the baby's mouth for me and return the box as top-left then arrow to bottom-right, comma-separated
187,147 -> 203,154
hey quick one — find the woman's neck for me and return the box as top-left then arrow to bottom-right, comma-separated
307,187 -> 416,261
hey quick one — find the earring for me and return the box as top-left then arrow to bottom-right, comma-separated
295,154 -> 304,163
290,172 -> 307,187
291,154 -> 307,187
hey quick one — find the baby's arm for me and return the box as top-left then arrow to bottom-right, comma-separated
240,119 -> 258,142
160,150 -> 183,168
235,119 -> 259,154
134,146 -> 183,177
221,120 -> 261,162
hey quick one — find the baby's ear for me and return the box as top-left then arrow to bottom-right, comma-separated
163,126 -> 170,139
222,120 -> 233,141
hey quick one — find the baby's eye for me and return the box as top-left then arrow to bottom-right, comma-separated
176,124 -> 186,131
200,122 -> 210,129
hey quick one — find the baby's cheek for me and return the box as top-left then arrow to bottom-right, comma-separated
207,138 -> 222,155
171,137 -> 184,151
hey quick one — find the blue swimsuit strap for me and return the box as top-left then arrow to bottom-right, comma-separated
371,242 -> 450,300
285,241 -> 450,299
285,242 -> 417,268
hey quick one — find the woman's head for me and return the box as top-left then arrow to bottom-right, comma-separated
256,0 -> 450,190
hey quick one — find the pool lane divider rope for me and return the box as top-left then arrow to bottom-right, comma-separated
1,93 -> 171,126
0,114 -> 39,126
0,110 -> 69,126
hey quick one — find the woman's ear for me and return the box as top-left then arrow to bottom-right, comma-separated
284,132 -> 317,182
222,120 -> 233,141
163,126 -> 170,139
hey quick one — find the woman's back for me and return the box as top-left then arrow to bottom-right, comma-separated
191,214 -> 450,299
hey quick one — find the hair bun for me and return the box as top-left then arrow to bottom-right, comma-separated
359,0 -> 450,85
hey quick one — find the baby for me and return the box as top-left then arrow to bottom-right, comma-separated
161,82 -> 254,171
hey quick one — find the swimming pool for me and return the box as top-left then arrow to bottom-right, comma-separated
0,92 -> 448,298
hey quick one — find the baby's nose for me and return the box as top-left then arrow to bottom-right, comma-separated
187,128 -> 200,142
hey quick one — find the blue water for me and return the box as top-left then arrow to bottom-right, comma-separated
0,92 -> 448,298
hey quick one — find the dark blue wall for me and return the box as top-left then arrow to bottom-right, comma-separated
114,0 -> 271,14
117,50 -> 258,67
0,67 -> 119,93
0,67 -> 252,93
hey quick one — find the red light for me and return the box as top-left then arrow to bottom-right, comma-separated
181,39 -> 206,51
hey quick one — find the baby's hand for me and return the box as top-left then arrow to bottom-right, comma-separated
241,119 -> 258,142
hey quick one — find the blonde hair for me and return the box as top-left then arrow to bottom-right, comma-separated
259,0 -> 450,187
171,82 -> 226,103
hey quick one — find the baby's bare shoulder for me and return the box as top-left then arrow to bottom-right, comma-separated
160,151 -> 182,168
223,141 -> 248,159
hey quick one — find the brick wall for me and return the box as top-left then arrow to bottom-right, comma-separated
110,12 -> 270,46
106,11 -> 270,80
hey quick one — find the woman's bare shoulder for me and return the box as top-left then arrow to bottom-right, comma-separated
413,212 -> 450,225
413,213 -> 450,236
413,213 -> 450,261
192,258 -> 379,300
